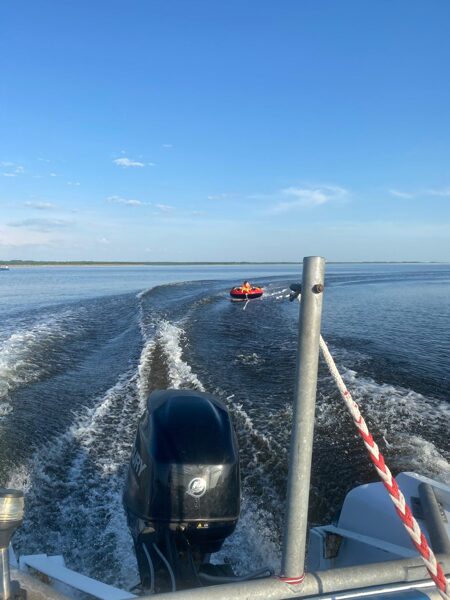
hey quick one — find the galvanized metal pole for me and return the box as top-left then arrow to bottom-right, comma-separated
281,255 -> 325,579
1,547 -> 10,600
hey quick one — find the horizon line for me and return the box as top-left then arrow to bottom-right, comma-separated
1,260 -> 449,266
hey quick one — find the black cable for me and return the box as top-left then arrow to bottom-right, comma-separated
183,533 -> 203,587
198,566 -> 273,583
141,542 -> 155,594
153,542 -> 176,592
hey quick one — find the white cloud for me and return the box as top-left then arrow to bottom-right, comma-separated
113,157 -> 145,168
270,185 -> 348,213
98,237 -> 110,244
389,186 -> 450,199
25,201 -> 58,210
107,195 -> 147,206
1,162 -> 24,176
162,144 -> 172,148
67,181 -> 81,186
389,189 -> 414,199
207,193 -> 228,201
156,203 -> 175,212
49,172 -> 57,177
148,162 -> 156,167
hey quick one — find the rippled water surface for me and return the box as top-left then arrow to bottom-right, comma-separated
0,263 -> 449,586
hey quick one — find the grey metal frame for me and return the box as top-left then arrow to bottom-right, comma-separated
142,555 -> 450,599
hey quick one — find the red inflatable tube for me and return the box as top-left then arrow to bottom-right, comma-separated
229,286 -> 264,300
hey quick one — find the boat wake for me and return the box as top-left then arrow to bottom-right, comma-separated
0,308 -> 78,409
2,272 -> 449,590
8,371 -> 140,588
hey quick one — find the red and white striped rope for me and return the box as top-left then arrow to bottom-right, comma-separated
319,335 -> 450,600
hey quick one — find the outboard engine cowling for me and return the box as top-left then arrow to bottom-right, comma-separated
123,389 -> 240,592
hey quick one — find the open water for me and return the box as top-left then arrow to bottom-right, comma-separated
0,263 -> 449,588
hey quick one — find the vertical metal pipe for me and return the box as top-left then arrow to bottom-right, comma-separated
1,547 -> 11,600
281,256 -> 325,578
418,483 -> 450,555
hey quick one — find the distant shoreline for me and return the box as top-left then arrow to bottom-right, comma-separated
1,261 -> 448,268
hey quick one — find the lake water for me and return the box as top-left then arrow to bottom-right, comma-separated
0,263 -> 449,587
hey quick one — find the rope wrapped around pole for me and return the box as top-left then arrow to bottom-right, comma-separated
319,334 -> 450,600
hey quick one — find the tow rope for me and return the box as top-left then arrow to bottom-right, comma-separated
319,335 -> 450,600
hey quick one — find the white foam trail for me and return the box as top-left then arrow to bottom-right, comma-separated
342,366 -> 450,429
137,338 -> 156,405
394,435 -> 450,483
158,321 -> 204,390
0,308 -> 83,407
0,315 -> 70,401
232,401 -> 275,453
262,287 -> 290,299
213,495 -> 280,575
8,371 -> 141,589
0,403 -> 13,417
235,352 -> 263,366
136,291 -> 159,404
319,353 -> 450,484
136,286 -> 155,300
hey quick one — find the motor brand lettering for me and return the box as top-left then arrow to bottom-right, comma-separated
131,448 -> 147,477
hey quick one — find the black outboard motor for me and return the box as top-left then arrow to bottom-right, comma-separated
123,389 -> 240,592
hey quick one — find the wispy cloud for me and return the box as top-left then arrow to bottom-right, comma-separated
9,218 -> 73,232
98,237 -> 110,245
270,185 -> 348,213
107,195 -> 148,206
113,157 -> 145,168
389,189 -> 414,199
207,193 -> 228,201
162,144 -> 172,148
25,201 -> 58,210
389,186 -> 450,199
156,203 -> 175,213
67,181 -> 80,186
1,162 -> 25,177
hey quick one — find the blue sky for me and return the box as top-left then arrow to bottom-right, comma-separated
1,0 -> 450,261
